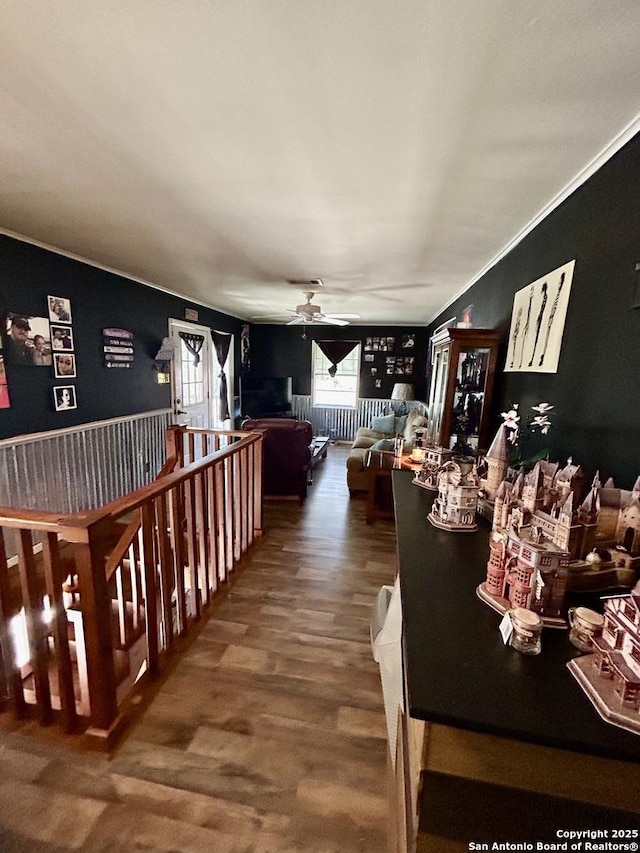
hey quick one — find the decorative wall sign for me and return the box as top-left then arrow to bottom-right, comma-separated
505,260 -> 575,374
53,385 -> 76,411
47,295 -> 72,324
103,328 -> 134,369
185,308 -> 199,322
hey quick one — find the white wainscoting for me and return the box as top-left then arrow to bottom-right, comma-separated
291,396 -> 426,441
0,409 -> 173,515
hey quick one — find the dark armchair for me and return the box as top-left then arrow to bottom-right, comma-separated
241,418 -> 313,503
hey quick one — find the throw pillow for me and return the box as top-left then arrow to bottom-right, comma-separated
370,413 -> 395,434
370,438 -> 396,453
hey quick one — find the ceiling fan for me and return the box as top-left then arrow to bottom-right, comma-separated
253,289 -> 360,326
285,291 -> 360,326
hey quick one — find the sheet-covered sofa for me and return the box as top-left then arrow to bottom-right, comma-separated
346,403 -> 428,493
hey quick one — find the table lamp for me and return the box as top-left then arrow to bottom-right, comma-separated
391,383 -> 414,415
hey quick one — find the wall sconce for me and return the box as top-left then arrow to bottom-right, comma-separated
153,337 -> 175,384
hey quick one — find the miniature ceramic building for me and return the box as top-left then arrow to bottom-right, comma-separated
484,523 -> 570,619
480,461 -> 640,617
428,458 -> 479,533
480,423 -> 510,501
477,423 -> 511,521
413,446 -> 454,491
568,582 -> 640,734
495,459 -> 586,558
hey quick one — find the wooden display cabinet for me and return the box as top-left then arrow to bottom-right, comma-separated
425,327 -> 501,454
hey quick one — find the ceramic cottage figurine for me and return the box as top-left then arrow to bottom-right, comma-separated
568,581 -> 640,735
480,523 -> 571,626
413,445 -> 454,491
428,457 -> 479,532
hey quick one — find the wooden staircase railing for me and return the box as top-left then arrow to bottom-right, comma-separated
0,425 -> 263,747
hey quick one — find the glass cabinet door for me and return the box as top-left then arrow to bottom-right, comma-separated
447,346 -> 490,453
426,345 -> 449,446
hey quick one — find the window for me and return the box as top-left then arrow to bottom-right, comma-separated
312,342 -> 360,407
179,338 -> 205,407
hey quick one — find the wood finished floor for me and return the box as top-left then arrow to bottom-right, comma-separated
0,445 -> 398,852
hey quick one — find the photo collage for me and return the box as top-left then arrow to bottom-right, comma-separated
2,295 -> 77,411
363,334 -> 416,392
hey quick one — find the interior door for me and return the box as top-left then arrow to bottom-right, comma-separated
169,319 -> 213,430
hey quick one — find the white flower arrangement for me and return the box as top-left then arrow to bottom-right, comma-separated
500,402 -> 554,464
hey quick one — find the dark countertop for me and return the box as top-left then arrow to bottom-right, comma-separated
393,469 -> 640,763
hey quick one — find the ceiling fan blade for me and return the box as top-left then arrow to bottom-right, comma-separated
252,314 -> 289,320
287,317 -> 306,325
318,316 -> 349,326
324,313 -> 360,319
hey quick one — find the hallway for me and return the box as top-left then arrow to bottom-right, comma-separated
0,445 -> 397,852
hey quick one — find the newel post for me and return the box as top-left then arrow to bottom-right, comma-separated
71,516 -> 121,743
166,424 -> 186,469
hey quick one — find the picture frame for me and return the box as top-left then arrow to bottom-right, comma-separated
5,314 -> 52,366
402,334 -> 415,349
53,352 -> 76,379
50,325 -> 74,351
0,353 -> 10,409
47,295 -> 72,324
53,385 -> 77,412
364,353 -> 374,362
504,260 -> 575,374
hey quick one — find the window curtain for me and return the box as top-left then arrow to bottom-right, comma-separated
211,330 -> 232,421
178,332 -> 204,366
316,340 -> 358,377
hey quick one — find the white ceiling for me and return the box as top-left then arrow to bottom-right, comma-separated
1,1 -> 640,326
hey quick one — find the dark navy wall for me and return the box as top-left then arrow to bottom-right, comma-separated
426,133 -> 640,489
0,235 -> 243,440
247,324 -> 429,403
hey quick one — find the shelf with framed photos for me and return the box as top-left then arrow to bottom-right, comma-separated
425,327 -> 501,454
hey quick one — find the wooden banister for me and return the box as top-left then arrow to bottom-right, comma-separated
0,426 -> 263,747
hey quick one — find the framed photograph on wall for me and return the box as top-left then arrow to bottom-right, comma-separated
5,314 -> 52,366
402,334 -> 415,349
47,296 -> 72,324
51,325 -> 74,351
53,352 -> 76,379
0,353 -> 10,408
504,260 -> 575,373
53,385 -> 77,411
